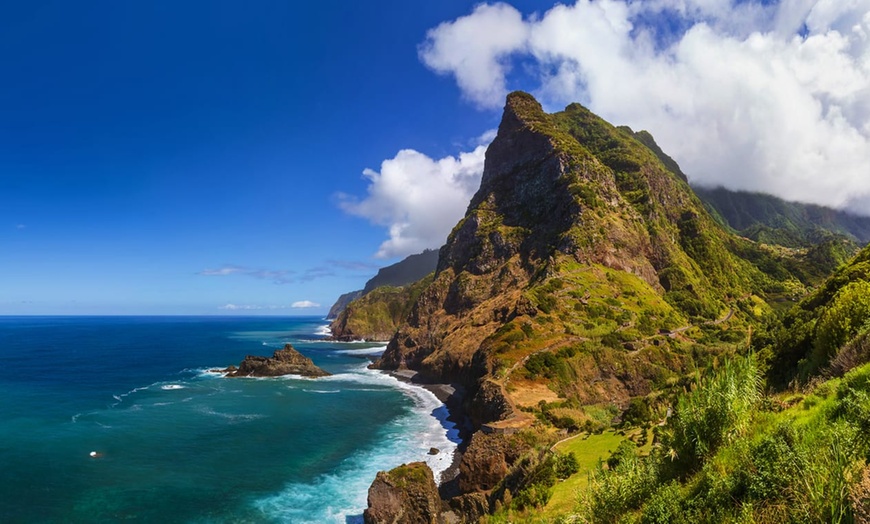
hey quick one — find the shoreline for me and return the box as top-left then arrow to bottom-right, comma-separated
387,368 -> 469,489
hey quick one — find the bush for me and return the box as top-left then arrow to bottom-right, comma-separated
554,452 -> 580,479
623,397 -> 652,426
581,448 -> 662,522
812,281 -> 870,371
640,482 -> 686,524
659,354 -> 762,475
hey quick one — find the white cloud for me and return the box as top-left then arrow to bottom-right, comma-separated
420,3 -> 529,108
291,300 -> 320,308
421,0 -> 870,214
338,135 -> 492,258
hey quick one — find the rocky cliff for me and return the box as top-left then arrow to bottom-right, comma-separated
374,91 -> 788,393
367,92 -> 808,519
222,344 -> 329,378
363,462 -> 442,524
327,290 -> 363,320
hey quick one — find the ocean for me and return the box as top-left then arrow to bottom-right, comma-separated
0,316 -> 459,523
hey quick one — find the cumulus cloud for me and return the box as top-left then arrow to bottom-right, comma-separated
421,0 -> 870,214
337,133 -> 493,258
420,3 -> 529,108
291,300 -> 320,308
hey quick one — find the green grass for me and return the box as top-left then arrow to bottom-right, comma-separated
545,430 -> 626,516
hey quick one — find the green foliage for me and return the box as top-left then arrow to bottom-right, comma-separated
640,482 -> 686,524
761,245 -> 870,385
812,280 -> 870,370
580,443 -> 662,522
623,397 -> 653,427
554,452 -> 580,479
660,355 -> 762,474
569,360 -> 870,524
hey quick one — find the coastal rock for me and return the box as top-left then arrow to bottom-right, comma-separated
223,344 -> 330,378
363,462 -> 441,524
457,432 -> 525,493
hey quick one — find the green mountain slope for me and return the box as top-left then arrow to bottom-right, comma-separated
758,243 -> 870,386
695,186 -> 870,247
359,92 -> 857,523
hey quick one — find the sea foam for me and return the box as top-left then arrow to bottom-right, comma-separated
253,364 -> 460,523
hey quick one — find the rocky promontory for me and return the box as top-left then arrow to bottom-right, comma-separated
363,462 -> 442,524
220,344 -> 330,378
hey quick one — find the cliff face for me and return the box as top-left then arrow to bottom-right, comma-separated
374,92 -> 783,401
363,250 -> 440,294
327,290 -> 363,320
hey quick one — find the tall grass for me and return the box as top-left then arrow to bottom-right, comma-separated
660,354 -> 762,475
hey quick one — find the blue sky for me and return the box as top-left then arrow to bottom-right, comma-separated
2,1 -> 869,315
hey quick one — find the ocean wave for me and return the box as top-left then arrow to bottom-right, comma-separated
314,324 -> 332,336
334,346 -> 386,356
253,365 -> 460,522
302,389 -> 341,394
197,407 -> 266,423
160,384 -> 185,390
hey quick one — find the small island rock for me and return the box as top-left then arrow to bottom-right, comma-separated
222,344 -> 330,378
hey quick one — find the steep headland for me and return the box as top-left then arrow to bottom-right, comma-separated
329,274 -> 434,341
326,250 -> 439,321
363,91 -> 822,520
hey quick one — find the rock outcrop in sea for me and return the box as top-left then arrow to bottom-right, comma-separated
222,344 -> 330,378
363,462 -> 442,524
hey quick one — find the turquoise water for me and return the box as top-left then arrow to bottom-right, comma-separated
0,316 -> 458,523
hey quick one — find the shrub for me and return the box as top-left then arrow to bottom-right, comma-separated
554,452 -> 580,479
659,354 -> 762,476
640,482 -> 686,524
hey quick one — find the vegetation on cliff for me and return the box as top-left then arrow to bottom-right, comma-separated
359,91 -> 870,523
694,185 -> 870,248
329,274 -> 434,341
327,250 -> 439,340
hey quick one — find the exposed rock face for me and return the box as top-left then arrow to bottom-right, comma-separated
224,344 -> 330,378
363,462 -> 441,524
457,432 -> 524,493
